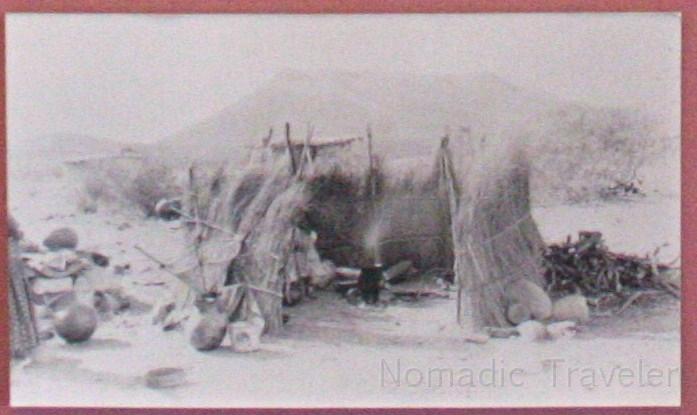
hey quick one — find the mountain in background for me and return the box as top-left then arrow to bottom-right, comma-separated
12,71 -> 675,168
149,70 -> 569,164
7,70 -> 677,202
9,133 -> 125,161
8,133 -> 131,179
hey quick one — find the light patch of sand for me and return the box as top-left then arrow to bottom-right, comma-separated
9,171 -> 680,407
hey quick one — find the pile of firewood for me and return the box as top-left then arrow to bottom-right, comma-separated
542,231 -> 679,300
599,181 -> 644,200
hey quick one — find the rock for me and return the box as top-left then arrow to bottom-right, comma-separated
504,279 -> 552,320
89,252 -> 110,267
463,332 -> 490,344
93,290 -> 131,316
552,294 -> 590,323
546,321 -> 577,340
190,313 -> 228,351
43,228 -> 79,251
229,317 -> 264,353
506,302 -> 531,325
79,199 -> 98,214
145,367 -> 186,389
9,215 -> 23,240
113,264 -> 131,276
516,320 -> 547,342
53,303 -> 98,343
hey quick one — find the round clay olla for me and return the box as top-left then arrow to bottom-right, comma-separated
43,227 -> 79,251
190,314 -> 227,351
551,294 -> 590,323
504,279 -> 552,320
53,303 -> 98,343
506,302 -> 532,325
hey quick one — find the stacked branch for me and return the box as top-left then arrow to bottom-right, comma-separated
543,232 -> 679,299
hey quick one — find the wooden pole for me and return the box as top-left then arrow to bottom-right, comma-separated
188,164 -> 207,292
367,124 -> 376,198
297,123 -> 314,178
285,122 -> 296,175
440,136 -> 466,326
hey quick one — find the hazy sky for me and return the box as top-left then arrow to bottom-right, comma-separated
7,13 -> 680,145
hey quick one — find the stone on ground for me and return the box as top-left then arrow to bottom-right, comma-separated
43,227 -> 79,251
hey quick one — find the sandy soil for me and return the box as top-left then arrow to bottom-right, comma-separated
9,170 -> 680,408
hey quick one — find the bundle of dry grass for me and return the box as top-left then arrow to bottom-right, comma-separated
452,146 -> 545,330
181,138 -> 368,333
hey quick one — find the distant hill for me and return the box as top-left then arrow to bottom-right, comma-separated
9,133 -> 126,164
15,71 -> 674,203
8,133 -> 134,188
150,70 -> 566,164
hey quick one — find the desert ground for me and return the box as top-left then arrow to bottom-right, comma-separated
9,165 -> 680,408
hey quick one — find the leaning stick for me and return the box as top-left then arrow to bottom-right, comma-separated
658,281 -> 680,299
617,291 -> 643,315
617,289 -> 667,314
134,245 -> 203,295
165,205 -> 237,237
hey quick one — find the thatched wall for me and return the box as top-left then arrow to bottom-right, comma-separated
225,179 -> 310,332
452,149 -> 545,330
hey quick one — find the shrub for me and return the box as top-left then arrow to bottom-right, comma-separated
530,107 -> 663,204
75,156 -> 181,217
127,164 -> 181,216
